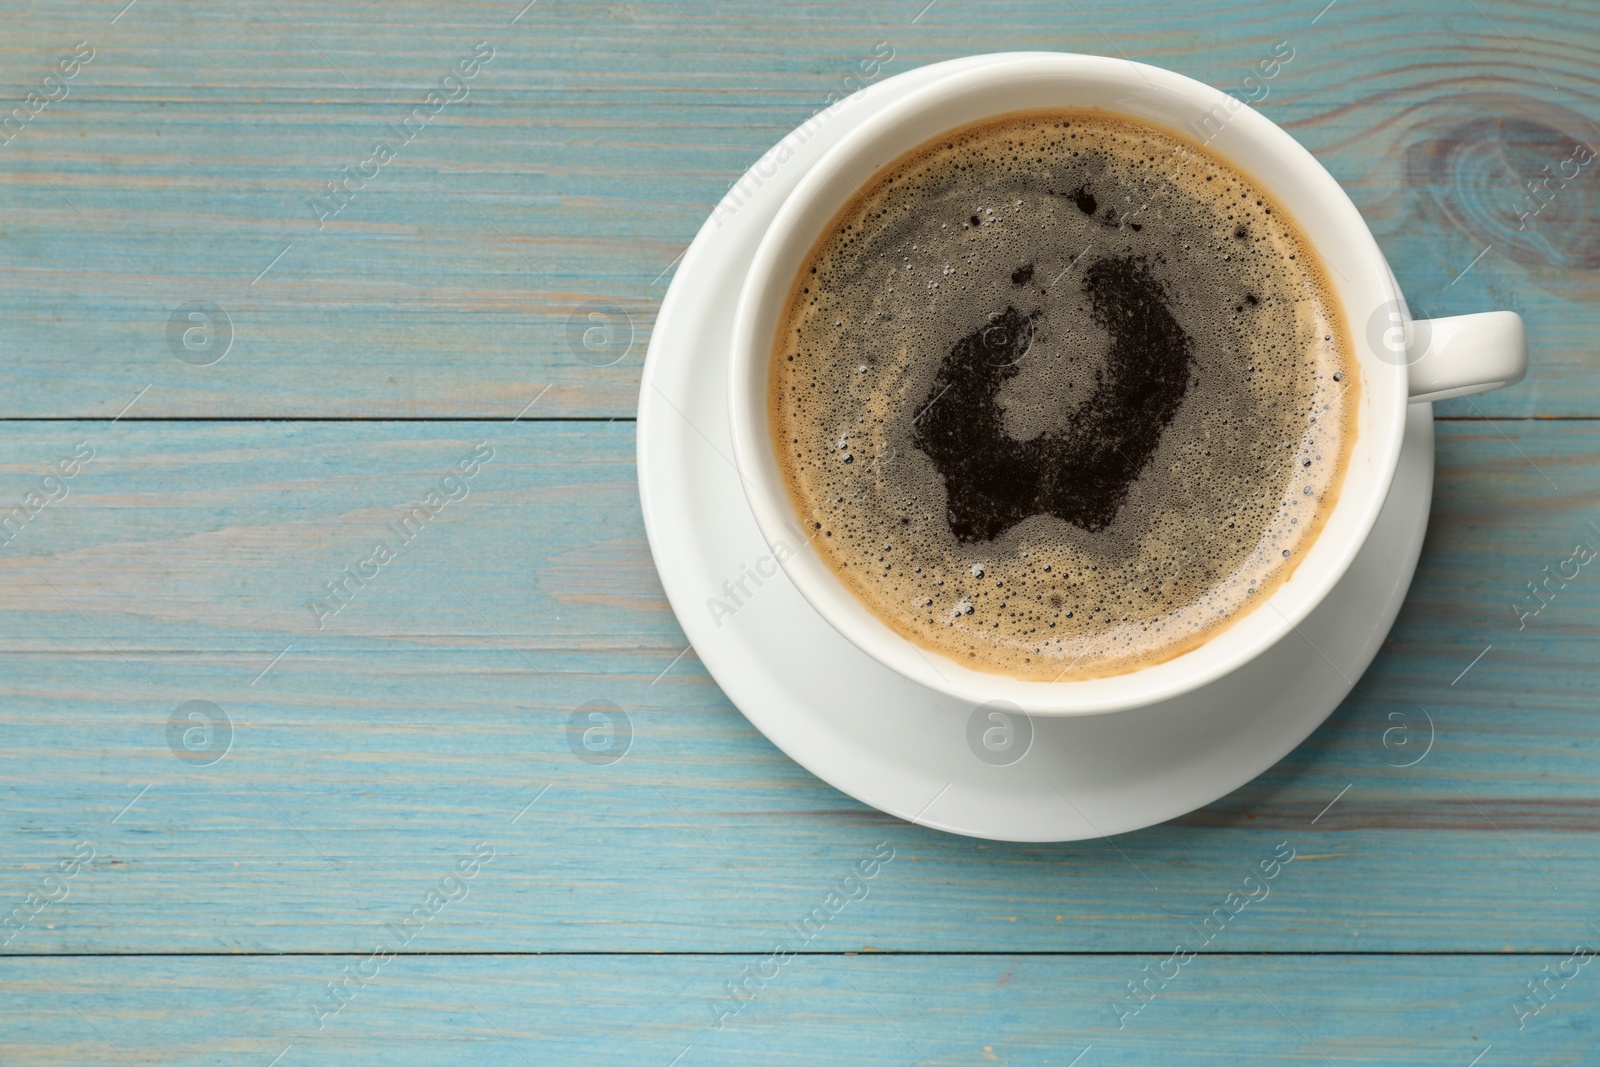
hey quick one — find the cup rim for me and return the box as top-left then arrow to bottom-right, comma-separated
728,52 -> 1407,715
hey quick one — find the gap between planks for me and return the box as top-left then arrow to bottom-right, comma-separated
1,950 -> 1591,959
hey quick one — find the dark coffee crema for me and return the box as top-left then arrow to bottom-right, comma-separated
770,109 -> 1358,680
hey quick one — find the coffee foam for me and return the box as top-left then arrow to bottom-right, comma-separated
770,109 -> 1358,680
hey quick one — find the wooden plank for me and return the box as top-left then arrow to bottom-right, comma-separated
0,416 -> 1590,651
2,419 -> 1599,953
3,640 -> 1600,954
1,3 -> 1596,1057
0,954 -> 1586,1065
0,0 -> 1594,416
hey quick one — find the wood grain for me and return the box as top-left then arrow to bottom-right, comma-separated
3,2 -> 1599,1060
0,0 -> 1594,416
1,421 -> 1597,954
1,954 -> 1588,1066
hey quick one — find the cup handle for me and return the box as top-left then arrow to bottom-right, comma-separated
1406,311 -> 1528,403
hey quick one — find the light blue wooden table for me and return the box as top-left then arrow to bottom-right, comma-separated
2,1 -> 1598,1063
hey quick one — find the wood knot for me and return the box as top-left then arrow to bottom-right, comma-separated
1404,100 -> 1600,272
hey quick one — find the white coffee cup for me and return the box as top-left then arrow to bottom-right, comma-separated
727,53 -> 1526,716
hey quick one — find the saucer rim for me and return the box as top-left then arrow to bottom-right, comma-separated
636,54 -> 1433,841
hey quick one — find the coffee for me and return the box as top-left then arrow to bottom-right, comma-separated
769,109 -> 1357,680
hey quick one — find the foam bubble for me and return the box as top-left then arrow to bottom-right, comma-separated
770,110 -> 1358,680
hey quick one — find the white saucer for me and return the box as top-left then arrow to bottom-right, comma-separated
636,55 -> 1433,842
